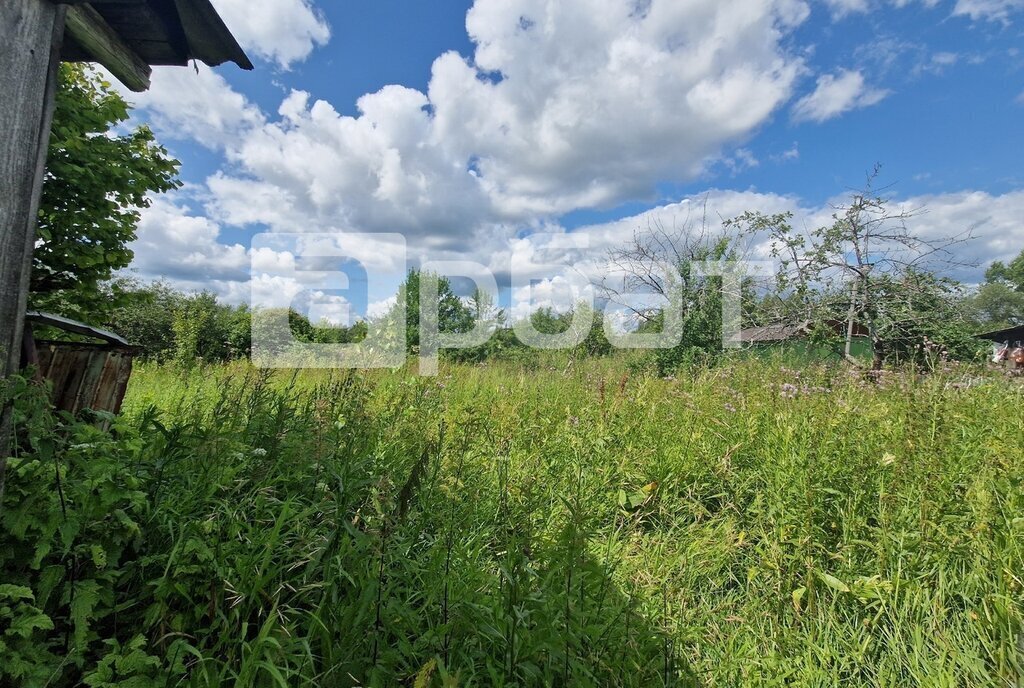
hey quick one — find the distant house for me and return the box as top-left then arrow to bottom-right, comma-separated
729,319 -> 872,361
976,324 -> 1024,364
976,324 -> 1024,347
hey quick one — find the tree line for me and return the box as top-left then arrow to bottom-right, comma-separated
60,241 -> 1017,373
28,65 -> 1023,374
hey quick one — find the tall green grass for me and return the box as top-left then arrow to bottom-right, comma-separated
4,356 -> 1022,686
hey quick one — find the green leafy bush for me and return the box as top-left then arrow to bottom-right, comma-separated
1,377 -> 156,686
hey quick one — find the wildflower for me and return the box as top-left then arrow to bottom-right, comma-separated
724,403 -> 737,413
252,447 -> 268,457
779,383 -> 798,399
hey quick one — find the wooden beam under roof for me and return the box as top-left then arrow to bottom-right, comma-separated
64,2 -> 152,91
60,0 -> 253,71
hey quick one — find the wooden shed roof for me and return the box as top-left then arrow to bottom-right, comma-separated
976,324 -> 1024,344
26,311 -> 131,348
60,0 -> 252,91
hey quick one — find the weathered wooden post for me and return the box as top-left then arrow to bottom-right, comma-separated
1,0 -> 68,506
0,0 -> 252,506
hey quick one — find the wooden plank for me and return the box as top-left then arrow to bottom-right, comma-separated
0,0 -> 67,510
73,350 -> 108,414
65,2 -> 152,92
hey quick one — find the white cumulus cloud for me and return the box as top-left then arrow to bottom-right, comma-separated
129,197 -> 250,292
791,69 -> 889,122
210,0 -> 330,68
952,0 -> 1024,21
817,0 -> 1024,27
131,0 -> 811,239
123,66 -> 264,149
821,0 -> 872,18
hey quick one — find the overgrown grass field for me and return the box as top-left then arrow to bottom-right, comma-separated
3,357 -> 1023,686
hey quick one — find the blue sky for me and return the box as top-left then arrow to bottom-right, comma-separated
119,0 -> 1024,320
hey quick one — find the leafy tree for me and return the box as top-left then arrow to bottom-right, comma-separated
865,270 -> 981,364
308,318 -> 368,345
968,282 -> 1024,329
984,249 -> 1024,291
172,293 -> 220,367
467,287 -> 505,328
104,279 -> 180,359
391,269 -> 474,352
522,304 -> 612,357
446,288 -> 514,363
104,280 -> 252,362
529,306 -> 571,335
573,304 -> 614,357
729,170 -> 977,368
600,217 -> 741,375
31,64 -> 180,321
224,305 -> 254,358
250,308 -> 317,359
105,279 -> 376,363
969,248 -> 1024,329
485,326 -> 530,359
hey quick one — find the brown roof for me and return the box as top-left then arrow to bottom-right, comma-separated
61,0 -> 253,71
